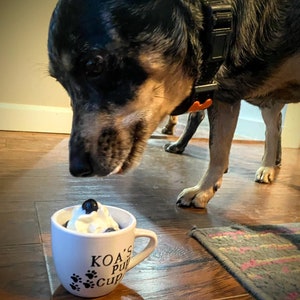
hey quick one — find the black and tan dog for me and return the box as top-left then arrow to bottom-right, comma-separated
48,0 -> 300,208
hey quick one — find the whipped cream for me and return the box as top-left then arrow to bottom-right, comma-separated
66,200 -> 120,233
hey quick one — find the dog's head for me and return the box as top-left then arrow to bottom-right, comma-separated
48,0 -> 204,176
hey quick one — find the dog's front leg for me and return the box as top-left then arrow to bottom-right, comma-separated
177,100 -> 241,208
255,103 -> 284,183
165,111 -> 205,154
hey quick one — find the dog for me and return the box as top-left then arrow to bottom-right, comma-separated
48,0 -> 300,208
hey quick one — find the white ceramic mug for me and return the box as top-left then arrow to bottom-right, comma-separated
51,205 -> 158,298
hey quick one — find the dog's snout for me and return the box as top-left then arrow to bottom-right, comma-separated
69,145 -> 94,177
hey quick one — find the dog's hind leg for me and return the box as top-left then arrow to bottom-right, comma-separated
255,103 -> 284,183
164,111 -> 205,154
177,100 -> 241,208
161,116 -> 178,135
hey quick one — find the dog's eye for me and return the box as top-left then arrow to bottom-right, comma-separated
85,55 -> 104,78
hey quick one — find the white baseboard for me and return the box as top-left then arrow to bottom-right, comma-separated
0,103 -> 72,134
0,102 -> 298,148
282,104 -> 300,148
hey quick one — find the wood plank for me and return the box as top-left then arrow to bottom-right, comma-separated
0,244 -> 50,300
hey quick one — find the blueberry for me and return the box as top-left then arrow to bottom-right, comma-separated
82,199 -> 98,214
104,228 -> 116,233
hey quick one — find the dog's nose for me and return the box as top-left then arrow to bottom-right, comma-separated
69,149 -> 94,177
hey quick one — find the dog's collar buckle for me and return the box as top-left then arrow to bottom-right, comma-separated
188,99 -> 213,112
171,82 -> 217,115
187,82 -> 217,112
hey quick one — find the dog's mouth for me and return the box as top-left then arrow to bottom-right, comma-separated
109,163 -> 123,175
108,125 -> 146,175
108,136 -> 140,175
69,119 -> 148,177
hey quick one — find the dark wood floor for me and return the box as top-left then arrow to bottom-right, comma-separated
0,130 -> 299,300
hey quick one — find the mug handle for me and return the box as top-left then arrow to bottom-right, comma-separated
127,228 -> 158,271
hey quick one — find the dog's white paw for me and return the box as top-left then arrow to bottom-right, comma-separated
176,185 -> 215,208
255,166 -> 276,183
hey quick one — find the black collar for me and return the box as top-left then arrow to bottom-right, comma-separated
171,0 -> 232,115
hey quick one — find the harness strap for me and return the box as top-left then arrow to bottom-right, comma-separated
171,0 -> 232,115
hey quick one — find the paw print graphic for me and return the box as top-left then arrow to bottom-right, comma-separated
85,270 -> 98,280
83,280 -> 95,289
70,274 -> 82,283
70,283 -> 80,291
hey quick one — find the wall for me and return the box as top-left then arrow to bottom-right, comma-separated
282,104 -> 300,148
0,1 -> 299,147
0,0 -> 71,133
236,102 -> 299,148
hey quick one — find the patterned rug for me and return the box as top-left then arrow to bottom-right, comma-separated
190,223 -> 300,300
